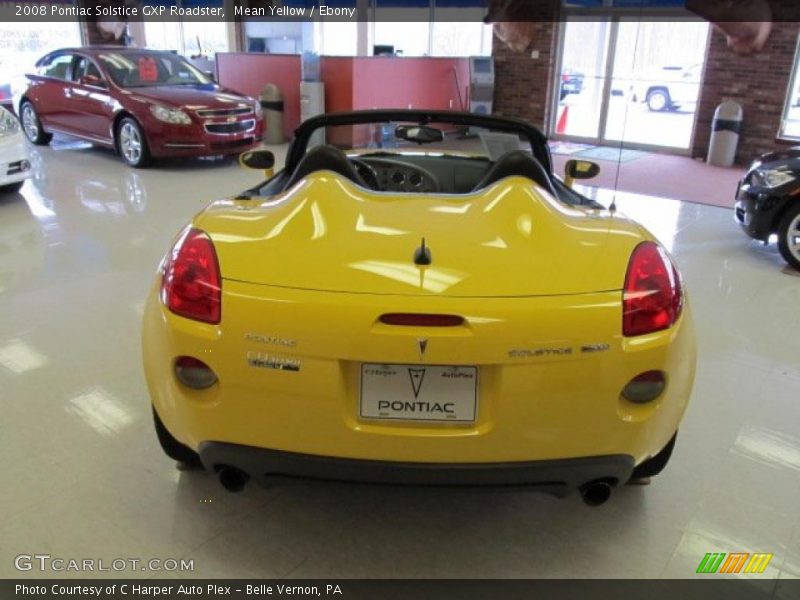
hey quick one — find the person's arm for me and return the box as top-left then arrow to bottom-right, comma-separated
686,0 -> 772,54
486,0 -> 775,55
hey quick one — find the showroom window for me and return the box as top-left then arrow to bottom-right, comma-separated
143,1 -> 230,56
780,35 -> 800,140
244,1 -> 491,57
553,17 -> 710,151
0,21 -> 82,101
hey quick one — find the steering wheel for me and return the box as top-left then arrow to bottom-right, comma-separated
350,159 -> 381,190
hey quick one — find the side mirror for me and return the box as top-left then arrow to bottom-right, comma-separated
564,159 -> 600,188
239,149 -> 275,178
79,74 -> 106,88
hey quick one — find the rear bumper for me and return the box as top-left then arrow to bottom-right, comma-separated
198,441 -> 634,495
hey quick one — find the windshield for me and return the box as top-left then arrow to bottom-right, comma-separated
97,52 -> 211,88
318,121 -> 529,161
286,112 -> 552,172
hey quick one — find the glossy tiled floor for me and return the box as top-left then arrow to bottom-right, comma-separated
1,139 -> 799,582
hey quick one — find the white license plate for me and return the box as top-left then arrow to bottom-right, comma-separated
360,363 -> 478,423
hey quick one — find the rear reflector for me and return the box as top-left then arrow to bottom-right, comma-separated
621,370 -> 666,403
174,356 -> 218,389
379,313 -> 464,327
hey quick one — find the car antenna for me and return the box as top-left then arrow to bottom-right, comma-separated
413,237 -> 432,266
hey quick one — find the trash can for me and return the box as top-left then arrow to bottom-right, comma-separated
261,84 -> 284,145
707,101 -> 743,168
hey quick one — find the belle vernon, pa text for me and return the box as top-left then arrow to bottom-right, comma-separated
16,583 -> 344,597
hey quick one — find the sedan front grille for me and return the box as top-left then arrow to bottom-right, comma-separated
196,107 -> 252,118
204,119 -> 256,135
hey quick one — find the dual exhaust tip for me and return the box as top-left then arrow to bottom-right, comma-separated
216,466 -> 614,506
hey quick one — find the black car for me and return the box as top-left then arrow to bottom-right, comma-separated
735,148 -> 800,270
559,69 -> 584,101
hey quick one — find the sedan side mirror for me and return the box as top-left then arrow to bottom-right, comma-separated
564,159 -> 600,188
240,149 -> 275,177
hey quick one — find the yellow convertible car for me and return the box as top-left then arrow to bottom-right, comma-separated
143,110 -> 695,505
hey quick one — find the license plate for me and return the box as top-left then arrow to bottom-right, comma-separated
360,363 -> 478,423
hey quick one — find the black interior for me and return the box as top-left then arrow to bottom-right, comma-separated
471,150 -> 557,196
284,145 -> 368,190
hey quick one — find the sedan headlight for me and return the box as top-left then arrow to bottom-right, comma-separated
150,105 -> 192,125
0,107 -> 21,137
252,99 -> 263,118
755,168 -> 796,189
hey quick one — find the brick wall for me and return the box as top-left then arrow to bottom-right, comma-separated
692,22 -> 800,164
491,22 -> 558,131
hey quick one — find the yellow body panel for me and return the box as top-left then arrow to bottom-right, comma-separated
143,172 -> 696,467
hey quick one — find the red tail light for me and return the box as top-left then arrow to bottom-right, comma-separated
161,228 -> 221,324
623,242 -> 683,337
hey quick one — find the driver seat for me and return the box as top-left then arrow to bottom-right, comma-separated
472,150 -> 556,196
284,144 -> 366,190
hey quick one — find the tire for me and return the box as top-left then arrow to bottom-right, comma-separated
0,181 -> 24,194
631,432 -> 677,479
646,88 -> 671,112
153,407 -> 203,468
20,101 -> 52,145
116,116 -> 151,168
777,203 -> 800,271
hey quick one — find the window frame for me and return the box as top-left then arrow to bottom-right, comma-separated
38,53 -> 75,81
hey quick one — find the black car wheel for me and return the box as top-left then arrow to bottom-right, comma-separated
0,181 -> 24,194
630,432 -> 677,480
116,117 -> 151,168
777,203 -> 800,270
153,407 -> 203,468
20,101 -> 52,145
646,88 -> 671,112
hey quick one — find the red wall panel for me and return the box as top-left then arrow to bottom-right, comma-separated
216,54 -> 471,143
352,57 -> 469,112
216,53 -> 301,141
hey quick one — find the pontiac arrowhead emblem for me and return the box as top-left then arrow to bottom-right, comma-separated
417,338 -> 428,358
408,368 -> 426,398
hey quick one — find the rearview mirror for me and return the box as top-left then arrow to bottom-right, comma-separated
239,149 -> 276,177
395,125 -> 444,145
564,159 -> 600,188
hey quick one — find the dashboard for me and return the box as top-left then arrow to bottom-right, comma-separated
351,157 -> 440,194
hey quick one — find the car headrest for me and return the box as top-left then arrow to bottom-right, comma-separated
284,144 -> 366,190
472,150 -> 556,196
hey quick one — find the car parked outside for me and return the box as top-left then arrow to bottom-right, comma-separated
633,64 -> 703,112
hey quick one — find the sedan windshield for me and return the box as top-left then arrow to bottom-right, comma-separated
97,52 -> 211,88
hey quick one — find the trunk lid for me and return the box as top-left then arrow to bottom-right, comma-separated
196,175 -> 643,297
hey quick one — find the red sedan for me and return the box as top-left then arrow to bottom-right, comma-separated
18,47 -> 264,167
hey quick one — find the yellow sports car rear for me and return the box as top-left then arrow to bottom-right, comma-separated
142,110 -> 695,505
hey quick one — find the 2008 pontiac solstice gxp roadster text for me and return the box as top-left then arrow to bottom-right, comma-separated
142,110 -> 696,506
